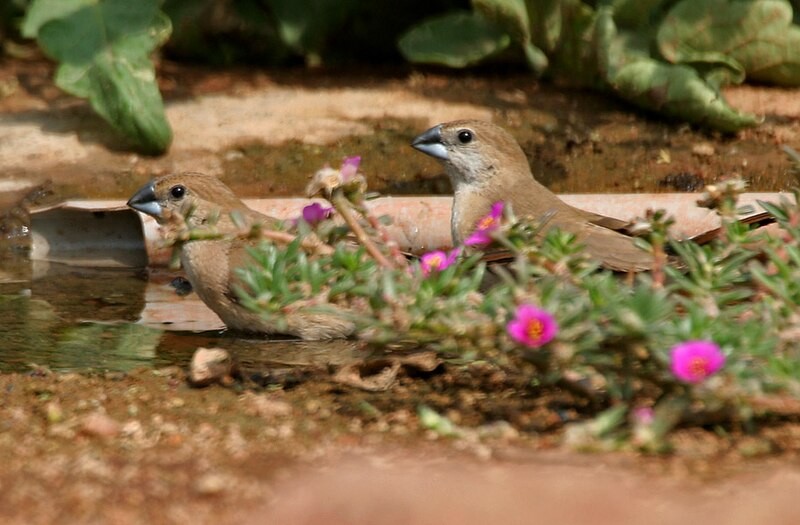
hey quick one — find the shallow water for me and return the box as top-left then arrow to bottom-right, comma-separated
0,260 -> 368,373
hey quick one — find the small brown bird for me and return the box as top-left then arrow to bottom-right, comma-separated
411,120 -> 654,271
127,172 -> 354,340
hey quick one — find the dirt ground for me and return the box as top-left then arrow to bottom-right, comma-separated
2,366 -> 800,524
2,58 -> 800,524
3,60 -> 800,200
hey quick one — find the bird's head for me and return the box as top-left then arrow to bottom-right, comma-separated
410,120 -> 528,189
127,172 -> 245,227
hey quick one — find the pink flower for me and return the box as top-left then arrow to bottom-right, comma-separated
464,201 -> 504,247
506,304 -> 558,348
420,249 -> 460,276
341,156 -> 361,181
632,406 -> 654,426
301,202 -> 333,225
669,340 -> 725,384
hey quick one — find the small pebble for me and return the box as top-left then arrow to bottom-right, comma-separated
189,347 -> 234,387
81,412 -> 121,439
692,143 -> 715,157
224,150 -> 244,161
45,401 -> 64,424
193,473 -> 228,496
121,420 -> 143,438
241,392 -> 292,418
167,397 -> 185,409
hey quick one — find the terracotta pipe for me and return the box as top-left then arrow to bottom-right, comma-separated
30,193 -> 792,267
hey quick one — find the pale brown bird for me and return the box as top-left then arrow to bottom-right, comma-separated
411,120 -> 655,271
127,172 -> 354,340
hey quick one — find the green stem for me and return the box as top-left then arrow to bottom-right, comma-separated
331,191 -> 395,269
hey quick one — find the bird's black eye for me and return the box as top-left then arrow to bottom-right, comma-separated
457,130 -> 473,144
170,185 -> 186,199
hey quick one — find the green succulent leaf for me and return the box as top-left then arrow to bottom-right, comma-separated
473,0 -> 530,43
658,0 -> 800,86
21,0 -> 89,38
609,58 -> 759,132
600,11 -> 759,133
546,0 -> 602,87
611,0 -> 673,30
398,10 -> 511,68
527,0 -> 562,52
473,0 -> 548,72
23,0 -> 173,154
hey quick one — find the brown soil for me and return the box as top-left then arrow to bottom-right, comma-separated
2,364 -> 800,524
2,60 -> 799,201
2,58 -> 800,524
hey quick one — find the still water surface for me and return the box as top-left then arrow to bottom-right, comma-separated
0,260 -> 366,373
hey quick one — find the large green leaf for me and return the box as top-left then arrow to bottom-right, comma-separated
600,9 -> 758,132
20,0 -> 91,38
23,0 -> 172,154
527,0 -> 562,52
658,0 -> 800,86
595,6 -> 623,81
609,58 -> 759,132
398,10 -> 511,68
473,0 -> 547,72
473,0 -> 530,43
612,0 -> 674,30
546,0 -> 604,87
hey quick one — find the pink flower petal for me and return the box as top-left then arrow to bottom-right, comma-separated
341,156 -> 361,181
464,230 -> 492,247
632,406 -> 654,426
420,249 -> 460,276
301,202 -> 333,225
506,304 -> 558,348
465,201 -> 505,247
669,340 -> 725,384
420,250 -> 447,276
489,201 -> 504,218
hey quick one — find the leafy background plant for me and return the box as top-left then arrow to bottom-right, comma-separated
400,0 -> 800,132
3,0 -> 800,151
19,0 -> 173,154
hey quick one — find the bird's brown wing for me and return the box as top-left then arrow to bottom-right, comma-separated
584,207 -> 777,246
479,234 -> 652,271
221,237 -> 265,306
216,233 -> 356,340
220,227 -> 327,303
538,206 -> 652,271
688,211 -> 776,245
223,206 -> 282,232
578,223 -> 653,272
584,212 -> 634,234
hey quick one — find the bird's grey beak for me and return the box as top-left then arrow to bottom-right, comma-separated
411,125 -> 449,161
127,181 -> 162,218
